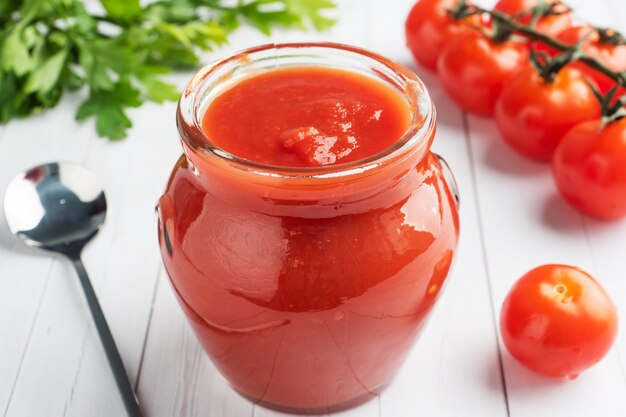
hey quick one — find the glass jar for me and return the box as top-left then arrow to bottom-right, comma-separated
157,42 -> 460,414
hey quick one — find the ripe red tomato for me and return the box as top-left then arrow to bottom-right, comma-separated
555,26 -> 626,93
437,31 -> 528,116
501,265 -> 618,378
552,118 -> 626,220
405,0 -> 482,71
495,67 -> 601,161
494,0 -> 572,37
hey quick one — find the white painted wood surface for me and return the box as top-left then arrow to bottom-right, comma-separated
1,1 -> 625,416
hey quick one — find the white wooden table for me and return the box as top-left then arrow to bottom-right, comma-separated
2,1 -> 626,416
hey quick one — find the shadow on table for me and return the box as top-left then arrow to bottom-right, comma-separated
481,135 -> 546,177
541,193 -> 587,235
480,341 -> 577,399
462,115 -> 546,178
480,347 -> 512,396
499,351 -> 573,394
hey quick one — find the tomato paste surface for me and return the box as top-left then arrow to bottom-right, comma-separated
202,67 -> 411,167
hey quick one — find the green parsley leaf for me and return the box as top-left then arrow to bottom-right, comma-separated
1,28 -> 37,76
136,66 -> 180,104
237,0 -> 336,34
0,0 -> 337,140
0,71 -> 20,123
24,48 -> 69,96
76,79 -> 142,140
283,0 -> 337,30
100,0 -> 142,22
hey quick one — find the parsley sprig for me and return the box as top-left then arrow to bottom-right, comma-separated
0,0 -> 336,139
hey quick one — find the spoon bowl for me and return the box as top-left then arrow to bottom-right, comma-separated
4,162 -> 106,253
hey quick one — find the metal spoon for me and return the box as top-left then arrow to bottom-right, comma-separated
3,162 -> 142,417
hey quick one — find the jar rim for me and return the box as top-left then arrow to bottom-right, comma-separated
177,42 -> 435,180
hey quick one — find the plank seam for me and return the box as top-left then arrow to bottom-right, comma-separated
462,112 -> 511,417
582,217 -> 626,389
134,264 -> 163,392
0,242 -> 18,298
601,0 -> 626,394
2,259 -> 56,417
590,0 -> 626,392
61,330 -> 89,417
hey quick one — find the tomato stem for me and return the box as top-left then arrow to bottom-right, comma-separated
595,27 -> 626,46
529,47 -> 582,83
585,82 -> 626,125
450,5 -> 626,89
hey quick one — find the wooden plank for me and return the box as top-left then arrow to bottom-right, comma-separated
463,2 -> 626,416
466,113 -> 626,417
62,101 -> 182,417
467,2 -> 626,401
370,1 -> 510,416
2,88 -> 178,416
451,2 -> 626,417
253,399 -> 379,417
0,98 -> 93,416
137,272 -> 254,417
466,97 -> 626,417
584,0 -> 626,399
0,105 -> 133,416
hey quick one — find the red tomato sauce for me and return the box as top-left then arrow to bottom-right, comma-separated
201,67 -> 412,167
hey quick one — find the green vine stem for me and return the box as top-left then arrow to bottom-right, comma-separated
452,4 -> 626,87
596,27 -> 626,46
529,48 -> 582,83
586,83 -> 626,124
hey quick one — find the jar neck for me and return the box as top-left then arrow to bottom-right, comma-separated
175,42 -> 436,217
180,130 -> 434,218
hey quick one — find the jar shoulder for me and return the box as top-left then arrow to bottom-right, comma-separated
158,153 -> 459,314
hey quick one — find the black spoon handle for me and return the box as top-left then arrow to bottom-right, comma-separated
70,256 -> 143,417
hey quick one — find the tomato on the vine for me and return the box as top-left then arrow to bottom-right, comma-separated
405,0 -> 483,71
437,31 -> 528,116
495,67 -> 601,161
494,0 -> 572,37
554,26 -> 626,93
552,118 -> 626,220
501,265 -> 618,378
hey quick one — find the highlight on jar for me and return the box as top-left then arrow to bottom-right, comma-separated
156,42 -> 460,414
